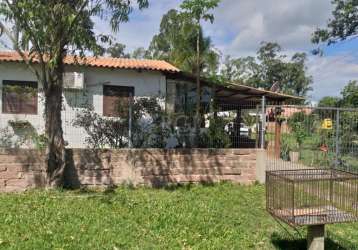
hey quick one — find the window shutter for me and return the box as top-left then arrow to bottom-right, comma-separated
2,81 -> 38,114
103,85 -> 134,117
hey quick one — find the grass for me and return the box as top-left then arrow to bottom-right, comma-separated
0,183 -> 357,249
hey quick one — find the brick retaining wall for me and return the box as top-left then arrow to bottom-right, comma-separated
0,148 -> 257,192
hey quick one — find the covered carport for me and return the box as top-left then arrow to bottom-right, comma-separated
213,83 -> 304,148
166,72 -> 303,149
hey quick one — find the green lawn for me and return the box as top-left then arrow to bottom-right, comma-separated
0,183 -> 357,249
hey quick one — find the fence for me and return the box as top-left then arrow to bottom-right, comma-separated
266,105 -> 358,227
265,105 -> 358,174
0,89 -> 269,150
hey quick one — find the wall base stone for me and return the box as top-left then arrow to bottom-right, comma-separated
0,148 -> 258,191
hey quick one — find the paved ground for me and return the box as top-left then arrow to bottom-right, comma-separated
266,157 -> 314,171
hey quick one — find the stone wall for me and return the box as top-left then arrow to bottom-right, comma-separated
0,148 -> 257,192
0,149 -> 46,192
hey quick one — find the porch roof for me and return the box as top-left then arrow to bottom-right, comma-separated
215,83 -> 304,104
166,72 -> 304,104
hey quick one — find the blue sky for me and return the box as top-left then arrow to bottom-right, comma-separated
94,0 -> 358,102
2,0 -> 358,102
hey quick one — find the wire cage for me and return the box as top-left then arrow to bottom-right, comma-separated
266,169 -> 358,226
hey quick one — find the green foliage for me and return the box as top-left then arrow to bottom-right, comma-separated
280,134 -> 298,160
0,184 -> 357,249
180,0 -> 220,23
0,0 -> 149,184
219,42 -> 312,98
0,120 -> 47,150
180,0 -> 220,81
318,96 -> 340,107
147,9 -> 219,76
104,43 -> 147,59
105,43 -> 130,58
312,0 -> 358,49
31,133 -> 48,150
3,85 -> 37,99
130,47 -> 148,59
0,1 -> 149,59
198,117 -> 231,148
318,80 -> 358,108
0,127 -> 16,148
287,112 -> 316,148
340,80 -> 358,107
73,97 -> 170,149
242,113 -> 257,128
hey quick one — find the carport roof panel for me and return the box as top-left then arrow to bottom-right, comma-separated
166,72 -> 304,102
216,83 -> 305,102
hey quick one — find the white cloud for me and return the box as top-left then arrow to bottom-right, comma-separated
2,0 -> 358,102
94,0 -> 181,51
205,0 -> 333,56
307,54 -> 358,101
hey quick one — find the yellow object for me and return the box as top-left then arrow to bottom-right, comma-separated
322,119 -> 333,130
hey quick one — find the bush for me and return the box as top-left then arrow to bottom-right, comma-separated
73,97 -> 171,149
198,117 -> 231,148
287,112 -> 318,149
280,134 -> 298,160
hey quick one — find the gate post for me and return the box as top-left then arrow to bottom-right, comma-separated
307,225 -> 325,250
256,95 -> 267,184
335,109 -> 340,167
260,96 -> 266,149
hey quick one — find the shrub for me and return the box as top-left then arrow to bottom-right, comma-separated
73,97 -> 171,149
198,117 -> 231,148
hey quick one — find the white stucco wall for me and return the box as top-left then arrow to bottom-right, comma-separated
0,62 -> 167,148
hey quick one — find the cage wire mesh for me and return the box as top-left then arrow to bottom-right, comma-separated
267,169 -> 358,226
266,105 -> 358,226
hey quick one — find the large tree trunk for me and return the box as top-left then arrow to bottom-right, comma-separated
44,64 -> 66,188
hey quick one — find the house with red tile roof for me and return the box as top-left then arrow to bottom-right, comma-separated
0,51 -> 300,148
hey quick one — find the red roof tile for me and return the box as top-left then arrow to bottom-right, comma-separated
0,51 -> 180,73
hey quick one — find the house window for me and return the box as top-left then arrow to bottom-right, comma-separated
103,85 -> 134,117
2,80 -> 38,114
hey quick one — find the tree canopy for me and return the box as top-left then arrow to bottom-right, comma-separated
318,81 -> 358,108
312,0 -> 358,52
318,96 -> 341,108
147,9 -> 219,76
219,42 -> 313,98
105,42 -> 130,58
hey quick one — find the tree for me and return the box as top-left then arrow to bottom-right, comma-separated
0,0 -> 148,187
131,47 -> 147,59
180,0 -> 220,137
219,42 -> 312,98
312,0 -> 358,51
318,96 -> 340,107
317,80 -> 358,108
282,53 -> 313,97
106,42 -> 130,58
341,80 -> 358,107
220,56 -> 261,86
147,9 -> 219,75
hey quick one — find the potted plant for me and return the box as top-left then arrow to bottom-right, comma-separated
287,113 -> 310,163
281,135 -> 300,163
289,141 -> 300,163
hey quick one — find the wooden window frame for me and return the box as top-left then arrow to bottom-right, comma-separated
2,80 -> 38,115
103,85 -> 134,118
